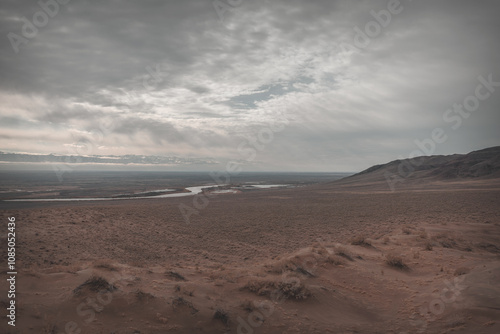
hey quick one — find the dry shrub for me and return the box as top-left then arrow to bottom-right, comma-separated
266,254 -> 318,275
166,271 -> 186,281
476,242 -> 500,253
326,254 -> 346,266
385,253 -> 409,270
454,267 -> 470,276
439,238 -> 457,248
446,319 -> 466,329
213,308 -> 229,325
240,300 -> 255,313
295,266 -> 316,277
136,290 -> 155,301
73,276 -> 116,295
334,246 -> 354,261
418,229 -> 428,239
172,296 -> 198,314
424,241 -> 434,251
350,235 -> 371,247
432,233 -> 458,249
244,278 -> 311,300
311,243 -> 329,256
402,227 -> 412,235
266,257 -> 299,274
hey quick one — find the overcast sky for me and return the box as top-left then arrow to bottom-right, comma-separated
1,0 -> 499,172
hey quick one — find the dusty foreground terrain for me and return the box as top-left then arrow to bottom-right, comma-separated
1,179 -> 500,334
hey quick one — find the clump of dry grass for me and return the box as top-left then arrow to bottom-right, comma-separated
424,241 -> 434,251
166,271 -> 186,281
266,253 -> 318,275
295,266 -> 316,277
432,232 -> 458,249
418,229 -> 428,239
244,278 -> 311,300
334,246 -> 354,261
385,253 -> 409,270
265,256 -> 298,274
213,308 -> 229,325
136,289 -> 155,301
240,300 -> 255,313
477,242 -> 500,253
172,296 -> 198,314
402,227 -> 412,235
454,267 -> 470,276
350,235 -> 371,247
439,238 -> 457,248
326,255 -> 346,266
73,276 -> 116,295
311,243 -> 330,256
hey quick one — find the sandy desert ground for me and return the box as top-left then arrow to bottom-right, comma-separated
1,174 -> 500,334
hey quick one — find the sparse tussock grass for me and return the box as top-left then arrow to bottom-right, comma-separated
334,245 -> 354,261
385,253 -> 409,270
136,289 -> 155,301
267,254 -> 317,275
73,275 -> 116,295
240,300 -> 255,313
432,232 -> 459,249
295,265 -> 316,277
213,308 -> 229,325
172,296 -> 198,314
418,229 -> 428,239
326,254 -> 346,265
350,235 -> 371,246
166,270 -> 186,281
311,243 -> 330,256
244,278 -> 311,300
454,267 -> 470,276
439,238 -> 457,248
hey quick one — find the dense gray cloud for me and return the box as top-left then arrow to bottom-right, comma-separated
1,0 -> 499,172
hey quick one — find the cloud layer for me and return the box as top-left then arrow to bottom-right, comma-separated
1,0 -> 499,171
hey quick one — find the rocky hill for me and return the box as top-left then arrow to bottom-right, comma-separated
331,146 -> 500,190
